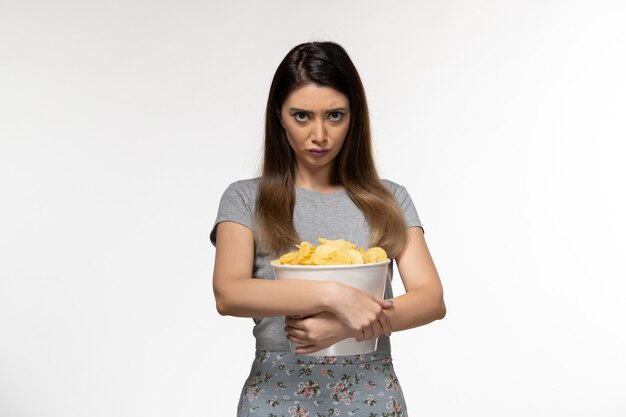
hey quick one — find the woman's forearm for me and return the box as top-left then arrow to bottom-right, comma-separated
214,276 -> 392,340
214,277 -> 340,318
385,227 -> 446,332
384,287 -> 446,332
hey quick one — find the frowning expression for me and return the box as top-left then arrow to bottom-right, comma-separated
280,84 -> 350,174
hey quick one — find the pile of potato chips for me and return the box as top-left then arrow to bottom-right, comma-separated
272,238 -> 388,266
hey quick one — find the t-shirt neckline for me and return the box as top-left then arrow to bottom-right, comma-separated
295,185 -> 346,197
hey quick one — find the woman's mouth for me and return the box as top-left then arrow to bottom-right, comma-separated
308,149 -> 330,158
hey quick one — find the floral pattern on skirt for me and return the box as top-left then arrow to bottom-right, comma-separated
237,351 -> 407,417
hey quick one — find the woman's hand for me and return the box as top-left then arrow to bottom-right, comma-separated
285,312 -> 351,354
326,283 -> 394,342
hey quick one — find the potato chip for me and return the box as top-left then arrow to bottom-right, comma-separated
358,248 -> 370,264
314,244 -> 338,260
310,252 -> 324,265
278,251 -> 298,264
366,247 -> 387,263
273,238 -> 388,265
346,248 -> 364,265
297,241 -> 315,252
294,241 -> 314,264
317,238 -> 356,249
329,248 -> 352,264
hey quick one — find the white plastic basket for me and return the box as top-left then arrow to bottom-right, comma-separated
272,259 -> 390,356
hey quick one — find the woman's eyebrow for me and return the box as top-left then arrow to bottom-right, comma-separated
288,107 -> 349,113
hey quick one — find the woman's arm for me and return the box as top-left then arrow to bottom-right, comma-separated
213,221 -> 392,334
383,226 -> 446,330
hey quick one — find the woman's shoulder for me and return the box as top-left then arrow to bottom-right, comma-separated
380,179 -> 409,197
219,177 -> 261,205
381,178 -> 422,228
226,177 -> 261,191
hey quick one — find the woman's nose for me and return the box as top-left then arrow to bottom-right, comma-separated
310,121 -> 327,144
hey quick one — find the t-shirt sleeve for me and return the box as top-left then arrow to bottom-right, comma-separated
390,182 -> 424,234
209,181 -> 255,246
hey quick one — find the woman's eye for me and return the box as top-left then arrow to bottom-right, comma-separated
328,111 -> 343,121
294,112 -> 309,122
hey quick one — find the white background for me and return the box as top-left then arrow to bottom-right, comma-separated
1,1 -> 625,416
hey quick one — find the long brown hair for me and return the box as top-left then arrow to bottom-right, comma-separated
256,42 -> 406,257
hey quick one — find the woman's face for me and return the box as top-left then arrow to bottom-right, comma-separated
280,84 -> 350,177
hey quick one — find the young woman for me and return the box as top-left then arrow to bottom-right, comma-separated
211,41 -> 445,417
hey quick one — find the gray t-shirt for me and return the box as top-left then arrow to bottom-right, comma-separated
210,177 -> 423,352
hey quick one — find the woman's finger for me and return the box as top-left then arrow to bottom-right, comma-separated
284,317 -> 306,329
286,333 -> 311,346
294,345 -> 318,355
353,329 -> 363,342
379,312 -> 392,337
370,317 -> 384,339
284,326 -> 308,340
359,326 -> 373,341
374,297 -> 394,309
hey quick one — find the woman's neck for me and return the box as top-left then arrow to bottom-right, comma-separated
294,167 -> 342,194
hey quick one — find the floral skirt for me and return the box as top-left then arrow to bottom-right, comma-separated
237,350 -> 407,417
